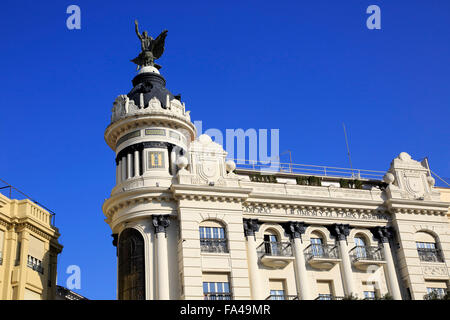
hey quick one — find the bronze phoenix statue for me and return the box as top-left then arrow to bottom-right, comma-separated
131,20 -> 168,70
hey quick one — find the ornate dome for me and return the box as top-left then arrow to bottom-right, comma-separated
127,71 -> 177,109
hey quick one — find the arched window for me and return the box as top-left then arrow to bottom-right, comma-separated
199,221 -> 228,253
118,228 -> 145,300
415,232 -> 443,262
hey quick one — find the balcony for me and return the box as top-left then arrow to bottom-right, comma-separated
200,239 -> 228,254
304,244 -> 341,270
417,248 -> 444,263
257,241 -> 295,269
315,295 -> 344,300
204,293 -> 232,300
349,246 -> 386,270
266,295 -> 298,300
27,255 -> 44,274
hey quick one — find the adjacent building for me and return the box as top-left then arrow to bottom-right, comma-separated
102,35 -> 450,300
0,190 -> 63,299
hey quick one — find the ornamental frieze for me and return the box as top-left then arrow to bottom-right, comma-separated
243,204 -> 390,221
422,265 -> 449,277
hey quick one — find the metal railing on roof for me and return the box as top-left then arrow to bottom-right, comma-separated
231,159 -> 385,180
0,177 -> 56,226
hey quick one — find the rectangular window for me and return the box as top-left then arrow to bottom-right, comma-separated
15,236 -> 22,266
203,274 -> 231,300
416,242 -> 443,262
425,281 -> 448,299
270,290 -> 285,300
317,280 -> 333,300
362,282 -> 377,300
269,279 -> 286,300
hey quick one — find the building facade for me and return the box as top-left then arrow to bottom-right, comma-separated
0,192 -> 63,300
102,52 -> 450,301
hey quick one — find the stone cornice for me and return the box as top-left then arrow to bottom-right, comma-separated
247,192 -> 384,208
386,199 -> 449,215
103,187 -> 175,218
170,184 -> 252,202
0,214 -> 59,240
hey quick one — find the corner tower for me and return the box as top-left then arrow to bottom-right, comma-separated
102,25 -> 196,300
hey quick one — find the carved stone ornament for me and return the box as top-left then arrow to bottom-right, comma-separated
283,221 -> 308,239
243,218 -> 260,237
371,226 -> 394,243
152,214 -> 171,233
328,223 -> 350,241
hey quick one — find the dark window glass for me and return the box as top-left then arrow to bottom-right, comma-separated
118,228 -> 145,300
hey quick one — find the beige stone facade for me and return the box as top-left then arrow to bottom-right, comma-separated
103,68 -> 450,301
0,193 -> 62,300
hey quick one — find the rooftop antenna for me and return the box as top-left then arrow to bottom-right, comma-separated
342,123 -> 355,178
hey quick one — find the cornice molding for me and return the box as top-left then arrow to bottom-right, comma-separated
171,184 -> 252,202
103,190 -> 175,218
386,199 -> 449,216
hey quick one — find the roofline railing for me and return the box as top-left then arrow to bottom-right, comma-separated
0,177 -> 56,226
230,158 -> 385,180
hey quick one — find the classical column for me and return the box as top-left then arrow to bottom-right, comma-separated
372,226 -> 402,300
121,156 -> 127,180
134,149 -> 140,177
284,222 -> 312,300
243,218 -> 264,300
329,224 -> 356,297
127,153 -> 132,179
153,215 -> 171,300
116,162 -> 120,184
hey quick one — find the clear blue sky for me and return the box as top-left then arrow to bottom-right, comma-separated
0,1 -> 449,299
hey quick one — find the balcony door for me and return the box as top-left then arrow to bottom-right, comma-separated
354,237 -> 368,259
311,237 -> 324,257
264,234 -> 279,255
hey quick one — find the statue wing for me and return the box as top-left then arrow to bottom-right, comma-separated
153,30 -> 168,59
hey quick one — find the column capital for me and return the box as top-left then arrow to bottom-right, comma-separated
371,226 -> 394,243
152,215 -> 171,234
243,218 -> 260,237
328,223 -> 350,241
283,221 -> 308,239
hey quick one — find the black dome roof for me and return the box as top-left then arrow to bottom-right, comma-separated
127,72 -> 175,109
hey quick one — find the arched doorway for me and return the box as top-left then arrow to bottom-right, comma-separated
118,228 -> 145,300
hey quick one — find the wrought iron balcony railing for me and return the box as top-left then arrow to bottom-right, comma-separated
257,241 -> 293,258
349,246 -> 384,261
200,239 -> 228,253
265,295 -> 298,300
315,294 -> 344,300
204,293 -> 232,300
304,244 -> 340,260
27,255 -> 44,274
417,248 -> 444,263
